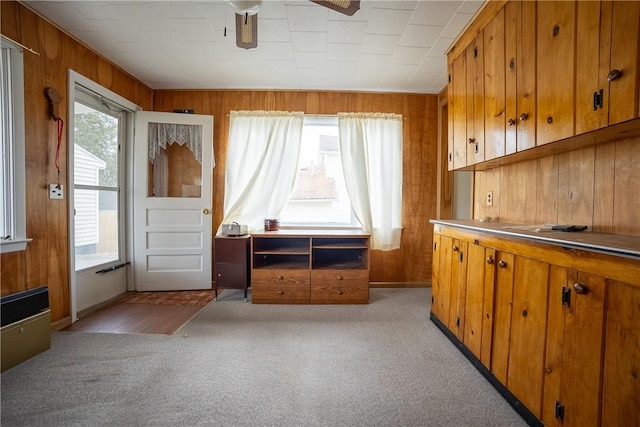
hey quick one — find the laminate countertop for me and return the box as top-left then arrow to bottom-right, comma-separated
430,219 -> 640,260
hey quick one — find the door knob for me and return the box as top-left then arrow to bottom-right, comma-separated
202,208 -> 210,215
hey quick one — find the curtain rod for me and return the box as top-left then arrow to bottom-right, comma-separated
1,34 -> 40,56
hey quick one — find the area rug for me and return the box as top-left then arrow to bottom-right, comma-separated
119,289 -> 217,306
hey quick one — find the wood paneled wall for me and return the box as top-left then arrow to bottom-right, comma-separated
474,137 -> 640,236
0,2 -> 153,322
153,90 -> 439,284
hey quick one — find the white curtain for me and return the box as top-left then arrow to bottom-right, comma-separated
338,112 -> 403,251
148,122 -> 214,166
221,110 -> 304,233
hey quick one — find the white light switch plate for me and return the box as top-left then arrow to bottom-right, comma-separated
49,184 -> 64,199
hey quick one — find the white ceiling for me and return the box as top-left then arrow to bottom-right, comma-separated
24,0 -> 484,94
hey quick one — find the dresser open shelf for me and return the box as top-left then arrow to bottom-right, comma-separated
251,230 -> 370,304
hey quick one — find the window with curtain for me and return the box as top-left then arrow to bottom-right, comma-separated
1,37 -> 29,254
222,110 -> 403,251
221,110 -> 304,233
279,115 -> 357,227
338,112 -> 403,251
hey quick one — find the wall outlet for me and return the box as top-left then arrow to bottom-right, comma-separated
486,191 -> 493,206
49,184 -> 64,199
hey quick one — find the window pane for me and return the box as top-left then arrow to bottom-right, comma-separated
74,102 -> 118,188
147,123 -> 202,198
74,189 -> 119,271
280,116 -> 353,225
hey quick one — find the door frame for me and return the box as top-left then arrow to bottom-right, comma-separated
67,70 -> 141,322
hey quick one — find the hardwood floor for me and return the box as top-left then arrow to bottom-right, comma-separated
62,303 -> 204,335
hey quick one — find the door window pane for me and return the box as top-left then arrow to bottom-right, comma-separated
74,103 -> 118,187
148,122 -> 203,198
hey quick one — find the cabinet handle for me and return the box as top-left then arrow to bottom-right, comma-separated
573,283 -> 588,295
509,58 -> 515,69
337,291 -> 344,295
552,24 -> 560,37
486,256 -> 494,265
277,275 -> 284,281
607,69 -> 623,82
453,245 -> 459,252
468,137 -> 475,144
498,260 -> 507,268
508,118 -> 516,126
547,116 -> 554,124
522,309 -> 528,318
277,290 -> 284,295
337,275 -> 343,280
519,113 -> 528,121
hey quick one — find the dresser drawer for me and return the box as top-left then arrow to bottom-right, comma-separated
310,270 -> 369,304
251,269 -> 310,303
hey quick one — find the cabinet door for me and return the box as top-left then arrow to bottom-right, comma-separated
575,0 -> 607,134
506,0 -> 537,154
602,280 -> 640,427
507,256 -> 550,418
431,234 -> 441,315
464,244 -> 496,366
451,54 -> 468,170
543,269 -> 606,427
491,251 -> 515,385
466,34 -> 485,165
537,1 -> 576,146
484,7 -> 506,161
447,66 -> 455,171
449,240 -> 468,341
607,1 -> 640,125
435,235 -> 452,324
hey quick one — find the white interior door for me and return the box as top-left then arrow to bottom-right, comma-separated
133,111 -> 214,291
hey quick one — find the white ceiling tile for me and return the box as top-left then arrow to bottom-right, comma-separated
327,20 -> 368,44
441,13 -> 475,39
417,56 -> 448,74
365,8 -> 413,36
86,19 -> 148,43
411,1 -> 462,26
23,0 -> 480,93
258,42 -> 295,60
159,2 -> 207,19
358,54 -> 391,70
166,18 -> 220,42
285,4 -> 328,32
391,46 -> 430,65
294,51 -> 328,68
400,25 -> 444,48
458,1 -> 485,15
291,32 -> 328,52
328,43 -> 361,61
361,34 -> 400,55
259,19 -> 292,42
428,37 -> 456,57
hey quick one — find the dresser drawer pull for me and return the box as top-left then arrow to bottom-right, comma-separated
337,275 -> 343,280
337,291 -> 344,295
277,275 -> 284,281
277,290 -> 284,295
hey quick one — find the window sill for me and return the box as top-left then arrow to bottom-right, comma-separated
1,238 -> 32,254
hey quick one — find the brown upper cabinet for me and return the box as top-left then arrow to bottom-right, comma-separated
576,1 -> 640,134
446,0 -> 640,171
536,1 -> 576,146
505,0 -> 536,154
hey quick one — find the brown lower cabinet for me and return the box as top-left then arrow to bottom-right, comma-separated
431,223 -> 640,427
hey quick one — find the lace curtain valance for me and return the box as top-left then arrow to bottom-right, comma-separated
148,122 -> 203,164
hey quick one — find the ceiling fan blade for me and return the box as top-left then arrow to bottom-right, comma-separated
235,12 -> 258,49
310,0 -> 360,16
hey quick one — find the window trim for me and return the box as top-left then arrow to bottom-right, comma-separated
1,37 -> 30,253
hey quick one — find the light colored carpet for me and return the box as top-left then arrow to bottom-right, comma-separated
0,288 -> 526,427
